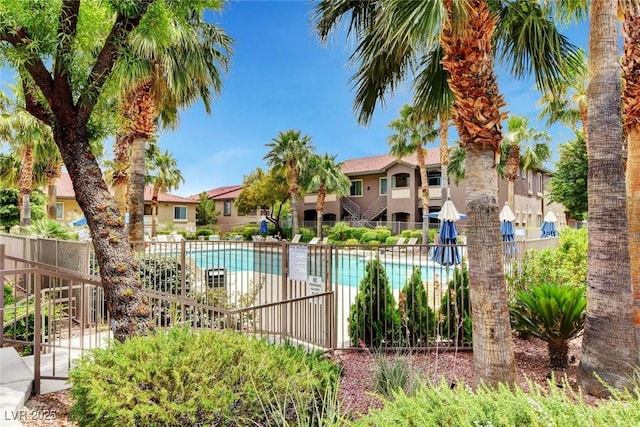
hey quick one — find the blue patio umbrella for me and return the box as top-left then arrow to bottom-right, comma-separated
431,199 -> 462,266
259,217 -> 268,234
499,202 -> 517,255
541,211 -> 558,238
69,213 -> 148,227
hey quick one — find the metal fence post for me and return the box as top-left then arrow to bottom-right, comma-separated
180,240 -> 186,321
0,244 -> 4,348
34,270 -> 41,395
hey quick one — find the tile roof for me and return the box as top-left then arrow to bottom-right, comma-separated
193,185 -> 243,200
340,148 -> 440,175
55,173 -> 196,203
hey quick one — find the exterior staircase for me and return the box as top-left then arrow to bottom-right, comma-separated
341,196 -> 387,227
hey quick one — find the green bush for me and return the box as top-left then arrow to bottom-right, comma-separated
374,227 -> 391,243
344,238 -> 359,246
373,351 -> 419,398
361,231 -> 378,243
384,236 -> 401,245
428,228 -> 439,243
353,380 -> 640,426
349,259 -> 399,347
350,227 -> 369,242
327,222 -> 352,242
510,284 -> 586,369
195,228 -> 214,238
299,227 -> 316,242
439,263 -> 472,345
399,267 -> 436,347
69,328 -> 340,427
4,284 -> 14,306
400,229 -> 423,242
506,227 -> 587,296
22,218 -> 79,240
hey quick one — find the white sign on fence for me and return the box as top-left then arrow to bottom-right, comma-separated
288,244 -> 308,282
308,275 -> 323,305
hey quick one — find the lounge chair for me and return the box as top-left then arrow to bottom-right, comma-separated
321,237 -> 329,244
156,234 -> 168,242
308,237 -> 320,244
209,234 -> 220,241
392,237 -> 407,251
291,234 -> 302,243
252,235 -> 264,242
406,237 -> 418,245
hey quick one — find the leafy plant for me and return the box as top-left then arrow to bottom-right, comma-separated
439,263 -> 472,345
348,259 -> 399,347
373,351 -> 420,398
22,218 -> 79,240
510,284 -> 586,369
69,328 -> 340,426
399,267 -> 435,346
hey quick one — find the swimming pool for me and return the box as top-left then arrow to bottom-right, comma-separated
188,249 -> 439,289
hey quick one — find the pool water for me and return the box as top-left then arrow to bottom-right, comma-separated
189,249 -> 438,289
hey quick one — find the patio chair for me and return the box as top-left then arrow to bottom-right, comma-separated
406,237 -> 418,245
308,237 -> 320,244
252,235 -> 264,242
321,237 -> 329,244
209,234 -> 220,241
291,234 -> 302,243
156,234 -> 168,243
392,237 -> 407,251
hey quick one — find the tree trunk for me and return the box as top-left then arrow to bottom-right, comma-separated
54,122 -> 152,342
548,338 -> 569,370
578,0 -> 637,396
439,118 -> 450,201
291,181 -> 299,236
441,0 -> 515,386
151,185 -> 160,237
417,146 -> 429,246
466,147 -> 515,386
113,132 -> 131,222
47,182 -> 57,220
128,137 -> 146,244
622,0 -> 640,350
19,144 -> 34,227
21,194 -> 31,227
316,185 -> 326,238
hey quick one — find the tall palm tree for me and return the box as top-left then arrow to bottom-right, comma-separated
305,153 -> 350,238
0,96 -> 57,226
387,104 -> 438,245
108,4 -> 233,243
148,149 -> 184,237
264,129 -> 315,236
577,0 -> 636,396
314,0 -> 581,386
502,115 -> 551,208
623,0 -> 640,351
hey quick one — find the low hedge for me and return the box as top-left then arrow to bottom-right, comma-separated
69,328 -> 340,426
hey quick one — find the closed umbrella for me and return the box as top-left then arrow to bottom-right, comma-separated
500,202 -> 517,255
259,216 -> 268,234
431,199 -> 462,266
541,211 -> 558,238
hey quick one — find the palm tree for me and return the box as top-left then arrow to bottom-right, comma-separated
305,153 -> 350,238
622,0 -> 640,352
577,0 -> 636,396
387,104 -> 438,246
502,115 -> 551,208
148,149 -> 184,237
0,95 -> 57,226
264,130 -> 315,236
109,5 -> 233,243
314,0 -> 581,386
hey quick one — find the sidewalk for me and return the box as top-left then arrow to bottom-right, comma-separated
0,347 -> 33,427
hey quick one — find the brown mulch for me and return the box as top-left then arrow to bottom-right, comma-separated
21,336 -> 596,426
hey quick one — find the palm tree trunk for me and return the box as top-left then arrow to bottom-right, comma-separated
53,122 -> 152,342
441,0 -> 515,386
622,0 -> 640,349
19,145 -> 34,227
548,338 -> 569,370
439,118 -> 450,201
291,181 -> 300,236
578,0 -> 636,396
417,146 -> 429,245
128,137 -> 146,244
316,185 -> 326,238
47,181 -> 57,219
113,132 -> 131,222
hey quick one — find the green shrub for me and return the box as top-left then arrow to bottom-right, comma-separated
344,238 -> 359,246
349,259 -> 399,347
506,227 -> 587,296
399,267 -> 436,347
428,228 -> 439,243
439,263 -> 472,345
3,284 -> 14,306
374,227 -> 391,243
69,328 -> 340,427
361,231 -> 378,243
510,284 -> 586,369
327,222 -> 352,242
374,351 -> 420,398
300,227 -> 316,242
350,227 -> 369,242
384,236 -> 401,245
368,240 -> 381,245
22,218 -> 78,240
353,380 -> 640,426
400,229 -> 422,242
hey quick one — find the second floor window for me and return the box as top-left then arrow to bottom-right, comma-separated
55,203 -> 64,220
427,170 -> 441,186
350,180 -> 363,197
391,173 -> 410,188
224,201 -> 232,216
144,204 -> 153,215
379,178 -> 387,195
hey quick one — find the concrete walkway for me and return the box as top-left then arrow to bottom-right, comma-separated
0,347 -> 33,427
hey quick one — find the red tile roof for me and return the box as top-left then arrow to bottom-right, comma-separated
340,148 -> 440,175
193,185 -> 243,200
56,173 -> 196,204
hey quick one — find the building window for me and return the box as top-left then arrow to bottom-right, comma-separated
379,177 -> 387,195
427,170 -> 441,186
391,173 -> 410,188
55,203 -> 64,220
527,171 -> 533,193
350,180 -> 363,197
174,206 -> 187,221
537,172 -> 543,195
223,200 -> 232,216
144,204 -> 153,215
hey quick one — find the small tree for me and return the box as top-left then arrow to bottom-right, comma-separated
399,267 -> 435,347
439,263 -> 471,345
195,192 -> 218,227
510,284 -> 586,369
0,188 -> 46,232
348,259 -> 399,347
